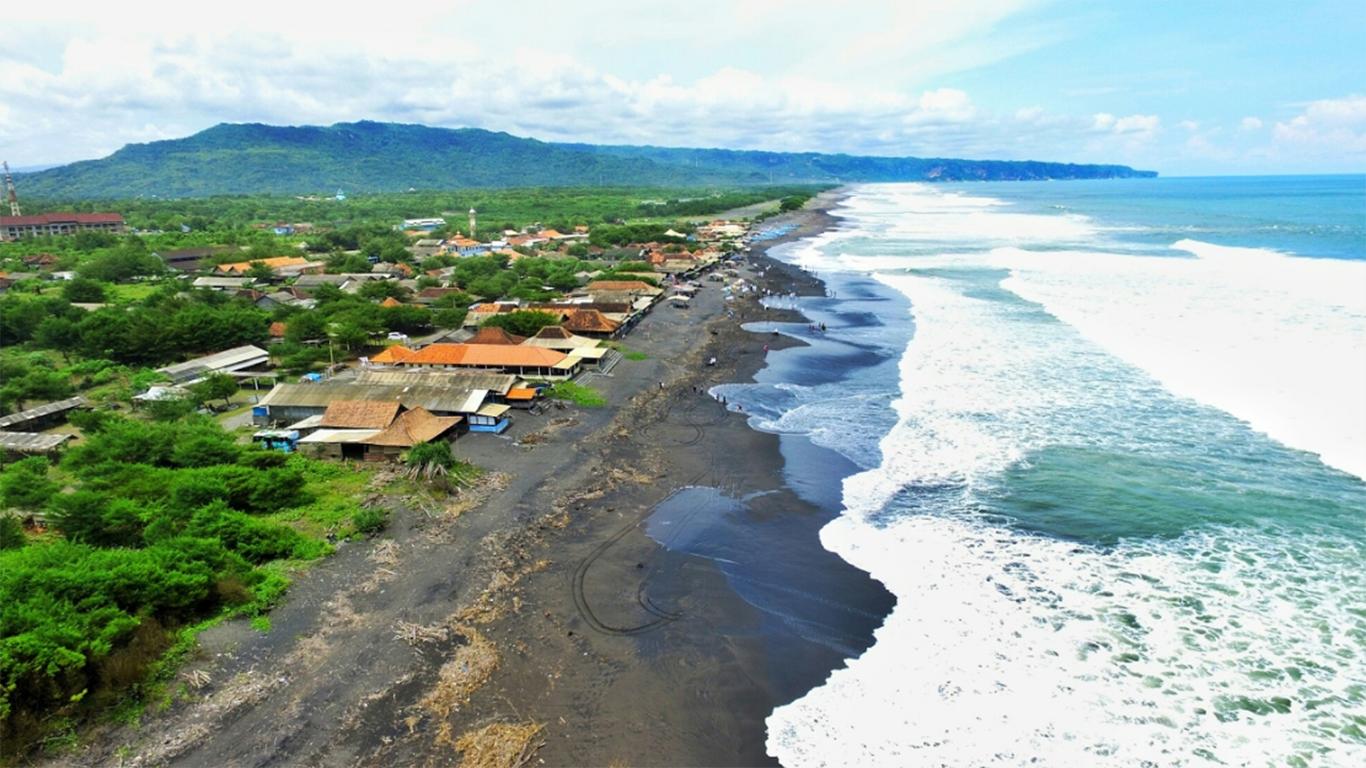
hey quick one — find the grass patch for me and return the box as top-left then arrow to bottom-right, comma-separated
545,381 -> 606,408
606,341 -> 648,361
105,282 -> 163,302
265,456 -> 380,539
249,616 -> 272,633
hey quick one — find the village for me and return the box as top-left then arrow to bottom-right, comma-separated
0,204 -> 762,465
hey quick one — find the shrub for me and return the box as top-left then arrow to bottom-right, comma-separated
0,457 -> 58,511
0,514 -> 25,550
406,441 -> 454,470
351,507 -> 388,537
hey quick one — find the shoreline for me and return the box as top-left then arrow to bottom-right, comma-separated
50,189 -> 890,768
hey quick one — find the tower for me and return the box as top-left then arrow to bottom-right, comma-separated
3,161 -> 20,217
468,208 -> 476,237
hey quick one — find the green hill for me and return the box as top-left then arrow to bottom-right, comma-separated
16,121 -> 1156,199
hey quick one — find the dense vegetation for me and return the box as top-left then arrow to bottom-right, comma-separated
8,185 -> 814,236
0,413 -> 374,754
14,120 -> 1154,199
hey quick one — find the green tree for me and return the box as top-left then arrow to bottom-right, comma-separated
245,261 -> 276,282
62,278 -> 107,303
284,312 -> 326,344
189,373 -> 239,410
0,457 -> 59,511
31,317 -> 80,360
329,322 -> 369,351
481,310 -> 560,337
432,308 -> 468,329
0,513 -> 25,549
357,280 -> 408,301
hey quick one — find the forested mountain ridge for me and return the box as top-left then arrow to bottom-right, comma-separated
17,121 -> 1157,199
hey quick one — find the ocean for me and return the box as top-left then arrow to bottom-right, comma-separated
720,177 -> 1366,766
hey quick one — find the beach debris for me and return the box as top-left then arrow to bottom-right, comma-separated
183,668 -> 212,690
453,721 -> 545,768
423,625 -> 501,746
393,620 -> 451,648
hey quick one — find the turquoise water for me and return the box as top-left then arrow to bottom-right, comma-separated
940,175 -> 1366,260
741,177 -> 1366,766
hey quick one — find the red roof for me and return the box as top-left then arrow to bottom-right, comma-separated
400,343 -> 568,368
370,345 -> 416,364
2,212 -> 124,226
467,326 -> 525,345
561,309 -> 620,334
268,321 -> 288,338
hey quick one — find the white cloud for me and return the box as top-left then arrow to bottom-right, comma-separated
1240,116 -> 1263,131
1178,120 -> 1200,132
1091,112 -> 1160,141
1272,95 -> 1366,157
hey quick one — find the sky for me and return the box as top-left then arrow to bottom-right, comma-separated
2,0 -> 1364,175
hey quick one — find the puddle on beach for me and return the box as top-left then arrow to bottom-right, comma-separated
642,486 -> 891,660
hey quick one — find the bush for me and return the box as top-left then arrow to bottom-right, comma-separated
0,514 -> 25,550
480,310 -> 560,338
406,441 -> 454,470
0,457 -> 58,511
351,507 -> 388,537
185,502 -> 310,564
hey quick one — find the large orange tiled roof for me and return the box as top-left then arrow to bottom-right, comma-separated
401,343 -> 568,368
370,345 -> 416,364
215,256 -> 313,274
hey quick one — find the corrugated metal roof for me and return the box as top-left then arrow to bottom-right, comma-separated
299,428 -> 381,444
0,432 -> 72,452
259,382 -> 492,415
157,345 -> 270,384
0,397 -> 86,430
354,369 -> 516,394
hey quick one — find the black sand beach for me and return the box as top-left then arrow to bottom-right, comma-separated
48,190 -> 893,768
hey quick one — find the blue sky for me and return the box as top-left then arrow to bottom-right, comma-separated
2,0 -> 1363,175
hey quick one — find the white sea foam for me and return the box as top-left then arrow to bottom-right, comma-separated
765,183 -> 1366,767
771,513 -> 1366,767
997,240 -> 1366,480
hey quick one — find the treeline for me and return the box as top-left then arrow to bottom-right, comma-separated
0,290 -> 268,367
0,413 -> 366,754
12,185 -> 823,235
634,186 -> 816,216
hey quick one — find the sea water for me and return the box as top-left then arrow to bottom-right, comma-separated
741,177 -> 1366,766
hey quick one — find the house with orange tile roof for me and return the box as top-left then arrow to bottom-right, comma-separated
361,407 -> 467,459
215,256 -> 324,277
442,236 -> 489,257
380,296 -> 403,308
560,309 -> 622,338
395,343 -> 579,378
320,400 -> 404,430
369,345 -> 418,365
466,326 -> 526,345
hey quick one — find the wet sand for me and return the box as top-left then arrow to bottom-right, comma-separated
50,191 -> 892,767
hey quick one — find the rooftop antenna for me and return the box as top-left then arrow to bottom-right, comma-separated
2,161 -> 20,216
